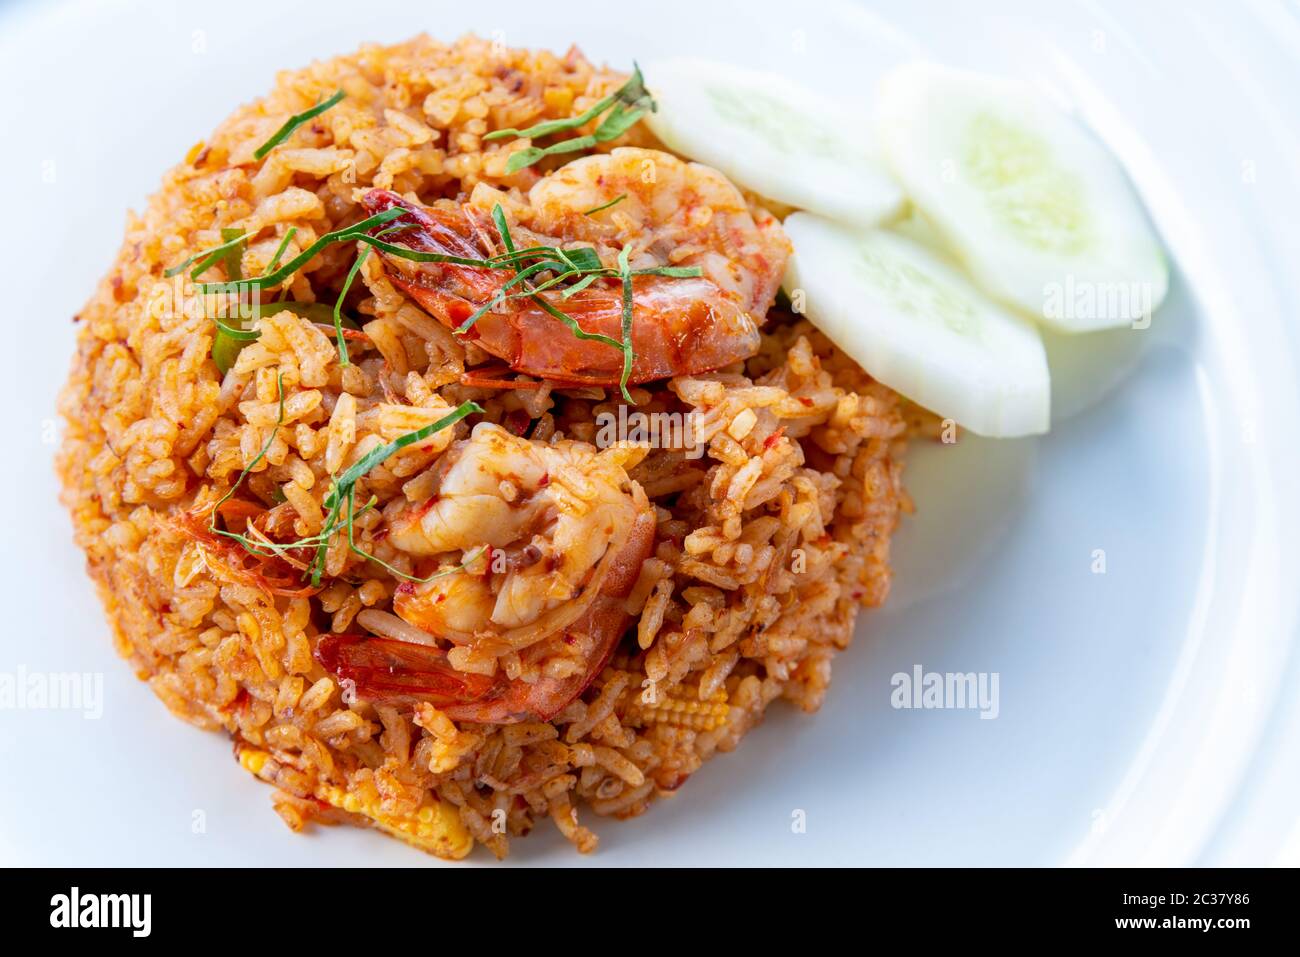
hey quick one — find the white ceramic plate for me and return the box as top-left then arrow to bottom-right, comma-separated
2,0 -> 1298,866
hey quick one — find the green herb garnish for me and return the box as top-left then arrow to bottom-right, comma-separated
211,332 -> 248,376
254,90 -> 346,161
306,400 -> 482,585
264,226 -> 299,274
444,203 -> 704,403
175,196 -> 700,402
485,66 -> 654,173
210,316 -> 260,342
332,247 -> 370,367
617,244 -> 635,400
194,209 -> 405,295
189,225 -> 370,371
583,194 -> 626,216
256,301 -> 357,327
164,229 -> 251,279
220,227 -> 245,279
459,205 -> 635,400
185,211 -> 402,368
208,372 -> 286,528
210,229 -> 251,372
210,381 -> 484,587
491,204 -> 517,258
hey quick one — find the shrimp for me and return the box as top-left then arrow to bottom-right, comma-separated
312,422 -> 656,723
359,147 -> 790,386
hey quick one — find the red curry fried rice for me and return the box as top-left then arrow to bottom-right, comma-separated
56,33 -> 911,858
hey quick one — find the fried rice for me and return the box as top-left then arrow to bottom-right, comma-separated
56,33 -> 912,859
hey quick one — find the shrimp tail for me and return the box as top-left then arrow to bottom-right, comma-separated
310,612 -> 616,724
312,511 -> 657,724
313,634 -> 499,708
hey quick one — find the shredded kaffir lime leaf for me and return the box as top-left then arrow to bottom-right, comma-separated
193,209 -> 405,294
208,372 -> 285,528
443,203 -> 704,402
617,244 -> 635,401
458,205 -> 631,399
164,228 -> 251,279
208,228 -> 251,372
172,192 -> 700,401
309,400 -> 484,584
265,226 -> 298,274
211,385 -> 484,587
331,247 -> 369,367
583,194 -> 626,216
485,65 -> 655,173
254,90 -> 345,160
194,225 -> 370,371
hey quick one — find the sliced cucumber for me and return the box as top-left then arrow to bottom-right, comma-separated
643,57 -> 904,225
876,62 -> 1167,332
1040,322 -> 1146,422
783,213 -> 1050,437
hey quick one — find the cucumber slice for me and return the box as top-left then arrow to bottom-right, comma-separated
783,212 -> 1050,437
1040,322 -> 1146,422
643,57 -> 904,225
890,209 -> 1137,424
876,62 -> 1168,332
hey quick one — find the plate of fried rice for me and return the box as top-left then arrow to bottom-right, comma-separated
2,0 -> 1299,866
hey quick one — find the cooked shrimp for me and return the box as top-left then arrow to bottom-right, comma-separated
313,517 -> 652,723
313,422 -> 656,723
359,147 -> 789,386
386,421 -> 647,635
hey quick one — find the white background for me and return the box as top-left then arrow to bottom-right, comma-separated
0,0 -> 1298,866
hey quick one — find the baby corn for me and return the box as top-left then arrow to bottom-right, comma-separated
623,686 -> 730,732
238,748 -> 473,859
